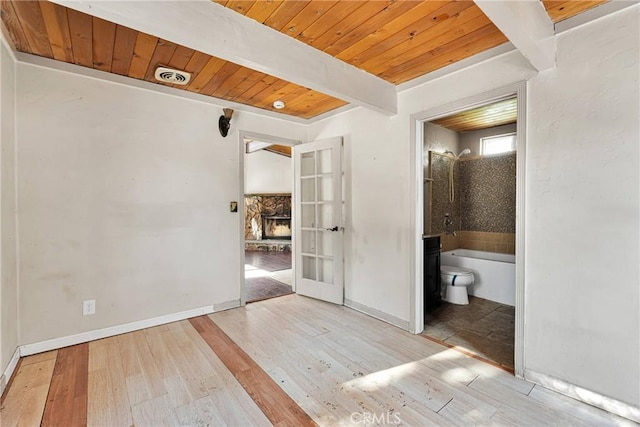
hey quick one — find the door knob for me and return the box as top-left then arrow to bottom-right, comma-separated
326,226 -> 339,231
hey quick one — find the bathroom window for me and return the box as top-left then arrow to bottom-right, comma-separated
481,133 -> 517,155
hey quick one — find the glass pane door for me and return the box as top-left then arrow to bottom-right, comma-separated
294,138 -> 343,304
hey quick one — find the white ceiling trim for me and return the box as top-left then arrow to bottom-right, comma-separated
474,0 -> 556,71
50,0 -> 398,116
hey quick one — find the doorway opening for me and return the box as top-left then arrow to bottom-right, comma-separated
240,132 -> 299,304
423,96 -> 517,371
410,83 -> 526,377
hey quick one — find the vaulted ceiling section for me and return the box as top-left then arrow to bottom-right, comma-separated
1,1 -> 608,120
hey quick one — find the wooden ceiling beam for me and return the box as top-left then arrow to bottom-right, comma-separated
49,0 -> 398,115
474,0 -> 555,71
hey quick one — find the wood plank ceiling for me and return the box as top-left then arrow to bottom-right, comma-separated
542,0 -> 609,22
431,97 -> 517,133
1,1 -> 608,120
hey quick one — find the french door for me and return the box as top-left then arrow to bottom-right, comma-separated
293,137 -> 343,304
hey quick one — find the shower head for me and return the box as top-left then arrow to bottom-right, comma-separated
443,149 -> 470,159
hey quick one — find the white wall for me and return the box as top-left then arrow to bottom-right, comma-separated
458,122 -> 517,155
15,61 -> 306,345
306,107 -> 410,327
0,39 -> 18,378
526,7 -> 639,407
308,5 -> 639,410
424,122 -> 459,155
308,51 -> 535,330
245,149 -> 292,194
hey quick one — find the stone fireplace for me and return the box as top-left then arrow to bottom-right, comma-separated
245,193 -> 291,251
262,215 -> 292,240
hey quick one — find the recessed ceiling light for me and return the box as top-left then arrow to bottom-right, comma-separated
273,100 -> 286,109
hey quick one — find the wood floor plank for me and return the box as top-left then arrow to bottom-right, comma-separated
213,295 -> 632,427
19,350 -> 58,367
131,394 -> 181,427
189,315 -> 316,427
0,356 -> 56,427
468,371 -> 592,426
173,395 -> 227,426
176,320 -> 272,426
118,330 -> 167,406
87,337 -> 133,427
3,296 -> 633,426
41,343 -> 89,427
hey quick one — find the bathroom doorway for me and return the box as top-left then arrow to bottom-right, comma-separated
409,83 -> 526,377
422,97 -> 517,371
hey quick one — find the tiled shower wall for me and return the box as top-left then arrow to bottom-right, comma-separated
430,152 -> 516,254
459,153 -> 516,234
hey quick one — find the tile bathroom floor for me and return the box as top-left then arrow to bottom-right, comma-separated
423,296 -> 515,371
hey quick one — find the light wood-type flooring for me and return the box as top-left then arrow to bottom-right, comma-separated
1,295 -> 634,426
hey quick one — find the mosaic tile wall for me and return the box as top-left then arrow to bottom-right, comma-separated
244,194 -> 291,241
429,152 -> 516,254
459,152 -> 516,233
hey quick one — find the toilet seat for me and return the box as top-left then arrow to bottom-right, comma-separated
441,265 -> 473,277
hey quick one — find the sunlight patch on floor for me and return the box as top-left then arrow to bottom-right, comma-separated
440,367 -> 478,385
245,265 -> 293,286
244,265 -> 270,278
342,361 -> 420,391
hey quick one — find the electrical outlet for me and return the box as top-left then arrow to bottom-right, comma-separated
83,299 -> 96,316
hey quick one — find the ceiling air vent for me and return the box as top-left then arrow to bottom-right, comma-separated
154,67 -> 191,85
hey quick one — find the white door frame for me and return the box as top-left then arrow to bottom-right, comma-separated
409,82 -> 527,378
238,130 -> 301,306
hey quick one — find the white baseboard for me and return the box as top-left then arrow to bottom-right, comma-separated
20,305 -> 215,357
526,370 -> 640,423
1,347 -> 21,396
213,299 -> 240,312
345,299 -> 410,331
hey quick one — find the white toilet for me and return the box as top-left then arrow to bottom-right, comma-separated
441,265 -> 475,305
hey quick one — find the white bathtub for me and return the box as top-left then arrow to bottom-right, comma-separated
441,249 -> 515,306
